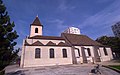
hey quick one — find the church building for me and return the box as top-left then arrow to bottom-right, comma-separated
20,16 -> 113,67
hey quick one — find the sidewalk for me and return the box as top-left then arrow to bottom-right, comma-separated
5,60 -> 120,75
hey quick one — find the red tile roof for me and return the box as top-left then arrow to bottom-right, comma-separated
25,33 -> 103,46
24,39 -> 71,47
61,33 -> 103,46
46,41 -> 56,46
28,35 -> 64,40
57,42 -> 69,46
31,41 -> 44,46
24,40 -> 44,46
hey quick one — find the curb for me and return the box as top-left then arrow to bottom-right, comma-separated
102,65 -> 120,73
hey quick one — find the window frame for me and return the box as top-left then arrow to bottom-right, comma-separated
62,48 -> 67,58
49,48 -> 54,58
35,28 -> 38,33
35,48 -> 41,58
103,47 -> 108,56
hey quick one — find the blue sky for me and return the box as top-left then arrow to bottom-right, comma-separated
3,0 -> 120,48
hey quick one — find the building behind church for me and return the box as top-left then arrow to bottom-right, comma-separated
111,21 -> 120,38
20,16 -> 113,68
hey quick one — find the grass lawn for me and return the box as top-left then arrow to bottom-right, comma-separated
109,65 -> 120,70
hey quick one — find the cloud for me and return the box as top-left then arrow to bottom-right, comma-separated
96,0 -> 113,3
78,0 -> 120,39
49,19 -> 68,29
80,0 -> 120,28
58,0 -> 75,11
15,20 -> 28,37
14,19 -> 29,49
47,19 -> 69,35
48,19 -> 64,24
58,1 -> 68,11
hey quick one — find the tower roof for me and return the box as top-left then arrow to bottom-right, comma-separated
31,16 -> 43,26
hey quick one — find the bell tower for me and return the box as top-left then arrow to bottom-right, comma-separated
30,16 -> 43,37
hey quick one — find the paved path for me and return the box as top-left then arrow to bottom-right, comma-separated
5,64 -> 120,75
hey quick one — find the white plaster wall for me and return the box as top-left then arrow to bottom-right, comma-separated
26,39 -> 33,44
30,26 -> 42,37
20,40 -> 25,67
106,47 -> 113,59
74,46 -> 82,56
73,46 -> 82,63
84,46 -> 95,57
83,46 -> 94,63
23,46 -> 72,67
99,47 -> 113,61
74,46 -> 94,63
74,46 -> 82,63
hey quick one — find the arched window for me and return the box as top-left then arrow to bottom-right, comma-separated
50,48 -> 54,58
35,28 -> 38,33
35,48 -> 40,58
62,48 -> 67,58
103,47 -> 108,55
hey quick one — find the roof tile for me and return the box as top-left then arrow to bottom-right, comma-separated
31,41 -> 44,46
46,41 -> 56,46
28,35 -> 64,40
57,42 -> 69,46
61,33 -> 103,46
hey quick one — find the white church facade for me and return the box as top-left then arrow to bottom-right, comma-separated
20,17 -> 113,68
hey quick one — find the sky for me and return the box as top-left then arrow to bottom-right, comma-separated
3,0 -> 120,48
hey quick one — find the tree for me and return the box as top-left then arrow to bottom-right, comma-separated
0,0 -> 19,74
96,36 -> 120,58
